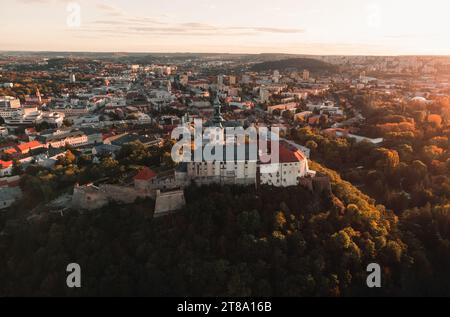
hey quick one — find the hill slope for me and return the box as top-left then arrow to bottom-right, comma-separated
0,161 -> 423,297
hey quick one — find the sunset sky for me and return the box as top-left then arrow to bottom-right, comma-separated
2,0 -> 450,55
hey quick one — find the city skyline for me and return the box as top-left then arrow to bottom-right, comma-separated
2,0 -> 450,56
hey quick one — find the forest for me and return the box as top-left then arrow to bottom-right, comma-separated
0,159 -> 449,296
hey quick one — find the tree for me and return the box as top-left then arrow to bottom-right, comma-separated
319,115 -> 329,128
162,152 -> 176,169
372,148 -> 400,172
422,145 -> 444,162
116,141 -> 149,165
65,150 -> 76,165
237,210 -> 261,235
12,159 -> 22,176
306,140 -> 318,155
282,111 -> 294,122
274,211 -> 287,230
62,119 -> 73,127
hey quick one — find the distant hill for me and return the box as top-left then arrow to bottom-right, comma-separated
250,57 -> 338,73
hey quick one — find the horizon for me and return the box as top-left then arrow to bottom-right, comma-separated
2,0 -> 450,55
2,50 -> 450,58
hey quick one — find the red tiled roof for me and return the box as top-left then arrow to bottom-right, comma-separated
4,148 -> 17,155
134,167 -> 157,181
17,141 -> 43,153
0,160 -> 13,169
278,142 -> 305,164
259,142 -> 305,164
25,128 -> 37,134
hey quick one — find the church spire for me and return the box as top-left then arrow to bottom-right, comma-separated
212,92 -> 225,128
36,88 -> 42,104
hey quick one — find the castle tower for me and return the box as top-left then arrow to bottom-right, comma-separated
212,93 -> 225,128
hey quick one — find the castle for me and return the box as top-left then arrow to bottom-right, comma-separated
71,95 -> 316,213
179,94 -> 315,187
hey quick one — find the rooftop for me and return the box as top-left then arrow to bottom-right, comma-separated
134,167 -> 157,181
17,140 -> 43,153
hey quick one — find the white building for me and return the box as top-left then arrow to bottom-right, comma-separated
0,126 -> 8,137
187,144 -> 258,186
272,70 -> 280,83
37,129 -> 89,148
5,107 -> 43,126
0,96 -> 21,118
260,142 -> 314,187
52,104 -> 91,116
41,112 -> 65,127
72,114 -> 100,126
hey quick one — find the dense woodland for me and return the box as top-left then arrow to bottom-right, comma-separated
0,158 -> 449,296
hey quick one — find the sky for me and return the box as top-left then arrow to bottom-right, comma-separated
1,0 -> 450,55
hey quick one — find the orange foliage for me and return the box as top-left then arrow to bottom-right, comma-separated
376,122 -> 416,135
427,114 -> 443,128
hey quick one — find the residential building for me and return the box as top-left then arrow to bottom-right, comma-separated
0,96 -> 21,118
267,102 -> 298,115
36,129 -> 89,148
17,140 -> 45,155
0,160 -> 13,177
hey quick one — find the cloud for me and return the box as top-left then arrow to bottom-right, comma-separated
78,2 -> 305,38
96,3 -> 124,16
230,27 -> 304,34
76,24 -> 304,38
15,0 -> 73,3
84,17 -> 304,37
15,0 -> 52,3
92,16 -> 167,26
